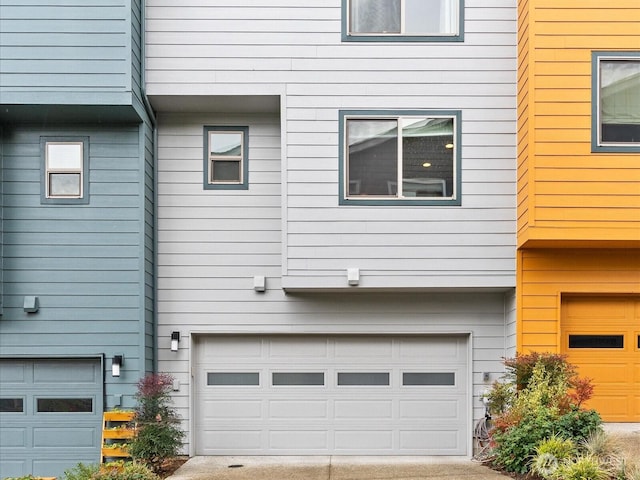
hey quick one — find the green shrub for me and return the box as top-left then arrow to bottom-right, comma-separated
488,354 -> 601,475
555,408 -> 602,442
128,373 -> 184,474
552,455 -> 609,480
4,476 -> 38,480
491,405 -> 557,474
62,462 -> 158,480
530,435 -> 576,479
63,462 -> 100,480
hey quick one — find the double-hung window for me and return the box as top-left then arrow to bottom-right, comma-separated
343,0 -> 463,42
203,126 -> 249,190
340,110 -> 461,206
592,52 -> 640,152
41,137 -> 89,204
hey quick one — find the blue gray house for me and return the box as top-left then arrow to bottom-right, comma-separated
0,1 -> 155,476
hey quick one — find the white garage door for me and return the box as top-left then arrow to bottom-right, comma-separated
194,335 -> 469,455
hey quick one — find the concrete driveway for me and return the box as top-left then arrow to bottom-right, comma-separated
167,456 -> 510,480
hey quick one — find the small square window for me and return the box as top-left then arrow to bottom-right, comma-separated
340,110 -> 461,205
343,0 -> 463,42
203,126 -> 249,190
592,52 -> 640,152
41,137 -> 89,204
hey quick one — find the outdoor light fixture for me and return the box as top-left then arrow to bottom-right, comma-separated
112,355 -> 124,377
171,331 -> 180,352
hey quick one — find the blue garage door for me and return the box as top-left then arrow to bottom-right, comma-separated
0,359 -> 103,478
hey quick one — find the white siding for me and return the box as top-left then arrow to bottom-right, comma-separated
146,0 -> 517,289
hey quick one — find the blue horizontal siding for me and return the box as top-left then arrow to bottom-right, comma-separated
0,0 -> 135,103
0,124 -> 148,364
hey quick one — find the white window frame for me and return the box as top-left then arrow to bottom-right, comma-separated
45,141 -> 84,199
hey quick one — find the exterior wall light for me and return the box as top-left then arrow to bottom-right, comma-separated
112,355 -> 124,377
171,331 -> 180,352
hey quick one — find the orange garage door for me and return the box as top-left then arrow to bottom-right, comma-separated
561,296 -> 640,422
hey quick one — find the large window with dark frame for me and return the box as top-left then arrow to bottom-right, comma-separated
340,110 -> 460,205
593,52 -> 640,151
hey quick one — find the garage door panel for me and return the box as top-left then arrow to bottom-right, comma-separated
334,430 -> 392,450
0,362 -> 27,382
203,400 -> 262,419
562,296 -> 640,422
334,400 -> 393,419
1,461 -> 27,479
0,428 -> 26,447
33,426 -> 98,447
399,430 -> 459,451
399,399 -> 460,419
270,430 -> 329,450
201,430 -> 262,450
195,335 -> 469,455
334,338 -> 393,359
573,362 -> 630,384
270,338 -> 329,358
33,363 -> 98,384
0,359 -> 102,478
398,337 -> 464,361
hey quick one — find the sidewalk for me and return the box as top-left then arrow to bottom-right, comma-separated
167,456 -> 511,480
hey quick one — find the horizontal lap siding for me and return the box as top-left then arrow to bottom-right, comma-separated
0,0 -> 131,102
522,0 -> 640,244
146,0 -> 518,288
0,125 -> 145,408
158,291 -> 511,454
518,249 -> 640,352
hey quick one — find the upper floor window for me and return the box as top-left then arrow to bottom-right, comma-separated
339,110 -> 461,206
41,137 -> 89,204
203,126 -> 249,190
343,0 -> 463,42
592,52 -> 640,152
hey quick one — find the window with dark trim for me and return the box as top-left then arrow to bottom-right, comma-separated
568,335 -> 624,349
342,0 -> 464,42
207,372 -> 259,386
340,110 -> 461,205
592,52 -> 640,152
40,137 -> 90,204
36,398 -> 93,413
0,398 -> 24,413
203,126 -> 249,190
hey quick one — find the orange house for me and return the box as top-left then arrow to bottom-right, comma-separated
517,0 -> 640,421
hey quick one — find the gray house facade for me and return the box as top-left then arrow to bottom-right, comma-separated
0,0 -> 155,476
146,0 -> 518,456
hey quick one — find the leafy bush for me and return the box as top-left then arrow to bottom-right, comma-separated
128,373 -> 185,474
553,455 -> 610,480
63,463 -> 100,480
62,462 -> 158,480
530,434 -> 576,479
491,406 -> 556,474
488,353 -> 601,474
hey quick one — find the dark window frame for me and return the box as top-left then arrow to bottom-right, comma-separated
591,51 -> 640,152
341,0 -> 465,42
40,136 -> 90,205
339,109 -> 462,206
203,126 -> 250,190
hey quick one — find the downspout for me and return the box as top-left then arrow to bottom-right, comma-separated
140,0 -> 159,373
